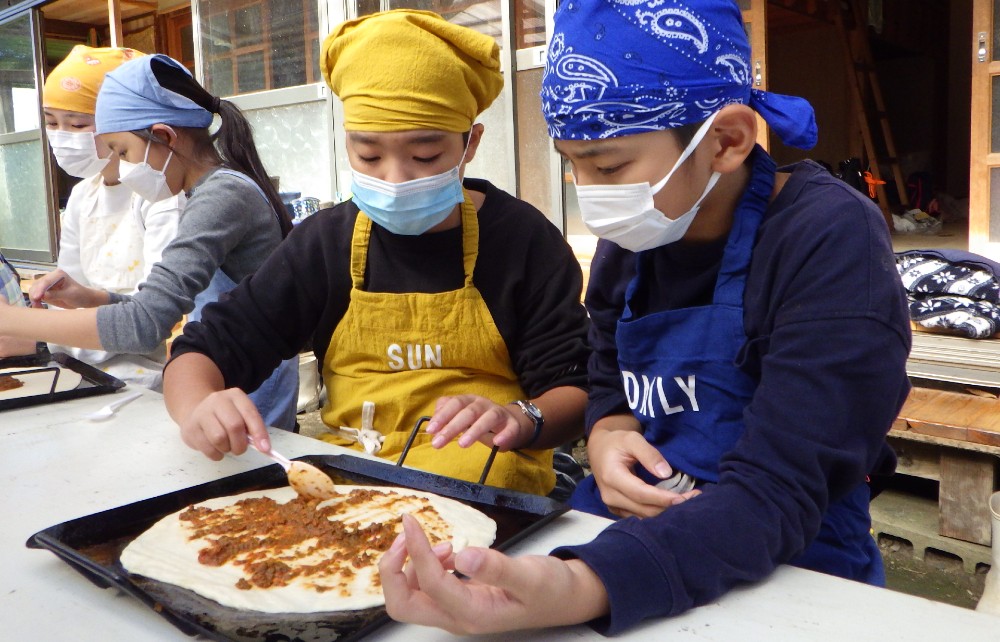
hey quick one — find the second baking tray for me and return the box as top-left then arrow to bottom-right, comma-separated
0,351 -> 126,411
27,454 -> 569,641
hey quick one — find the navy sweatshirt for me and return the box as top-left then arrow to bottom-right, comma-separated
555,156 -> 911,634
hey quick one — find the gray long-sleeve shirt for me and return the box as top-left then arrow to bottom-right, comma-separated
96,168 -> 283,354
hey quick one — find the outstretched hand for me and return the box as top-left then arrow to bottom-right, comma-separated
379,514 -> 609,635
28,269 -> 108,309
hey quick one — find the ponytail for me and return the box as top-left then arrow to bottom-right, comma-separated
146,57 -> 292,238
211,100 -> 292,238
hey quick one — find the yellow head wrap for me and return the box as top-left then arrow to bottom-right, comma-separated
43,45 -> 144,115
321,10 -> 502,133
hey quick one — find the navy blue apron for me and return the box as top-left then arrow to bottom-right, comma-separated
571,150 -> 884,585
188,169 -> 298,431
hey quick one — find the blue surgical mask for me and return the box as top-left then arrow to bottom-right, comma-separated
350,137 -> 471,235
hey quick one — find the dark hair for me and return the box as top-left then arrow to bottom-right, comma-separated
208,100 -> 292,237
146,57 -> 292,238
671,121 -> 701,148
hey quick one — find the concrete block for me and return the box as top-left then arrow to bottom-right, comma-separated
871,489 -> 992,574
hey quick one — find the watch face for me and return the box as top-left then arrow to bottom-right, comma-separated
521,401 -> 542,421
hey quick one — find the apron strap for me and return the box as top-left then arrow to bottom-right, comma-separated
712,151 -> 775,307
348,191 -> 480,290
213,168 -> 282,228
623,147 -> 776,315
459,189 -> 478,287
348,214 -> 373,289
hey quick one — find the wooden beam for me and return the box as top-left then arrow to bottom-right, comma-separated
45,18 -> 100,39
108,0 -> 123,48
887,438 -> 941,481
889,429 -> 1000,458
124,0 -> 159,11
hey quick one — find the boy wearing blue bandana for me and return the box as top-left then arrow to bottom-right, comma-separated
380,0 -> 911,635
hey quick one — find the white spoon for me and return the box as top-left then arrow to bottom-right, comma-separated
246,435 -> 338,500
84,391 -> 143,421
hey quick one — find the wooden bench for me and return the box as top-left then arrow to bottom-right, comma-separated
891,386 -> 1000,546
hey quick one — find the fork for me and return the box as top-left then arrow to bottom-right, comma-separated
83,391 -> 143,421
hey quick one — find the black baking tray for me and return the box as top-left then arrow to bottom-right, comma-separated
26,454 -> 569,641
0,350 -> 126,411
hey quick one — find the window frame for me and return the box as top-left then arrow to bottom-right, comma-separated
192,0 -> 322,97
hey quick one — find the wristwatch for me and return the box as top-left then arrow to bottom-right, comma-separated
512,400 -> 544,447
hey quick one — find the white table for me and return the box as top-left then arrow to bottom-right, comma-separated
2,388 -> 997,641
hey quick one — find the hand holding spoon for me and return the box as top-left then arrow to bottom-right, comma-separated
246,435 -> 337,500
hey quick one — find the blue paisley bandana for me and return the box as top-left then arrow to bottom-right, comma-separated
541,0 -> 818,148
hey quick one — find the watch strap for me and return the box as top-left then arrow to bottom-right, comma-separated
513,400 -> 543,447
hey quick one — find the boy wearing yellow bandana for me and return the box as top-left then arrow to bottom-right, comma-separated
163,10 -> 590,496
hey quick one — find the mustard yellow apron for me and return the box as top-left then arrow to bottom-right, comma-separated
321,194 -> 554,495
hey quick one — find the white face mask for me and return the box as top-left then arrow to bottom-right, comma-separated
119,137 -> 175,203
575,112 -> 721,252
47,129 -> 110,179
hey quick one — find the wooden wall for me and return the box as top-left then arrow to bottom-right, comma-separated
766,19 -> 853,169
765,0 -> 973,200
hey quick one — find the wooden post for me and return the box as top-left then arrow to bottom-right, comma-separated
939,451 -> 996,546
108,0 -> 123,48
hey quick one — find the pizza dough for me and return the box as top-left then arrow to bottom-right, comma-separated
0,366 -> 83,400
120,485 -> 496,614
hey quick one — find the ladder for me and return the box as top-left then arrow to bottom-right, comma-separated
834,0 -> 909,228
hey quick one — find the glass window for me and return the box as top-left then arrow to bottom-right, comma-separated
357,1 -> 502,41
994,0 -> 1000,62
993,75 -> 1000,155
0,13 -> 55,261
0,17 -> 38,137
196,0 -> 321,97
236,52 -> 266,94
515,0 -> 545,49
515,68 -> 551,216
243,99 -> 334,203
234,5 -> 262,49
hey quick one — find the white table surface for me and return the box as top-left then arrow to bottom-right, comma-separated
2,387 -> 997,641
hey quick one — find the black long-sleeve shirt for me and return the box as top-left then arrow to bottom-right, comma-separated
169,178 -> 590,399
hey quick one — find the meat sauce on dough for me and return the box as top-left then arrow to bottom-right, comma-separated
120,486 -> 496,613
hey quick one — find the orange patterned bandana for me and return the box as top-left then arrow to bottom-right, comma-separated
43,45 -> 144,115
